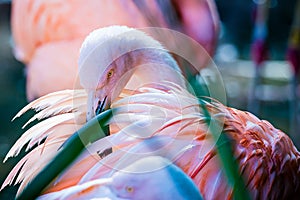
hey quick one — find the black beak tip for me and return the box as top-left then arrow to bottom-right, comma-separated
95,96 -> 108,115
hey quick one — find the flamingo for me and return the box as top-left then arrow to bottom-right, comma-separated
247,0 -> 270,115
11,0 -> 219,101
2,26 -> 300,199
37,156 -> 203,200
287,0 -> 300,140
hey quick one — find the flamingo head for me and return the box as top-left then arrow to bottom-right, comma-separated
108,156 -> 203,199
38,156 -> 202,199
78,26 -> 172,120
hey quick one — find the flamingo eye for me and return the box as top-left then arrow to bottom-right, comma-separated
107,69 -> 114,78
126,186 -> 134,193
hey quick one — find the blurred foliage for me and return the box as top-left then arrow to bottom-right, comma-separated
216,0 -> 298,59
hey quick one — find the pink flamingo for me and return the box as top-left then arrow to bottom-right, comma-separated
11,0 -> 219,101
2,26 -> 300,199
287,0 -> 300,140
37,156 -> 203,200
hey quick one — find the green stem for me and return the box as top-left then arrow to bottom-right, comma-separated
199,99 -> 250,200
16,109 -> 113,200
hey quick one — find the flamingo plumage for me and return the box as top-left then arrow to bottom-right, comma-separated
2,26 -> 300,199
37,156 -> 203,200
11,0 -> 219,101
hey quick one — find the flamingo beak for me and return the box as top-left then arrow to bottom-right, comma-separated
66,178 -> 115,199
86,90 -> 108,121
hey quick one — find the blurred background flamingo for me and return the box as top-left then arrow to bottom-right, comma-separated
11,0 -> 219,101
1,26 -> 300,199
247,0 -> 300,143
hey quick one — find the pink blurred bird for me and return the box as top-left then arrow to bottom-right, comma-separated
2,26 -> 300,199
11,0 -> 219,101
